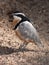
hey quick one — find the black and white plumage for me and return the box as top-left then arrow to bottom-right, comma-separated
9,11 -> 43,49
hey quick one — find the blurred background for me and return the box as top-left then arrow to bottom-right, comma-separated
0,0 -> 49,65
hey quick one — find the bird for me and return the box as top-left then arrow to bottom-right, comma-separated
8,11 -> 43,49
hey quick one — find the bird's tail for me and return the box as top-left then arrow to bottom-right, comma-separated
31,26 -> 44,48
33,33 -> 44,48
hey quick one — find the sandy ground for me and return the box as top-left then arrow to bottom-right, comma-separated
0,0 -> 49,65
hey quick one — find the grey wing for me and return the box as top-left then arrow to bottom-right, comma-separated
17,21 -> 43,47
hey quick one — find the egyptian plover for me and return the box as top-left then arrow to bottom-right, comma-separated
8,11 -> 43,49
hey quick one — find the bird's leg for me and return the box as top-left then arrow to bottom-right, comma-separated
19,42 -> 28,50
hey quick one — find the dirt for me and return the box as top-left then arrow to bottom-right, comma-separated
0,0 -> 49,65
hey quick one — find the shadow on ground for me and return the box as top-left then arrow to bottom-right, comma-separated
0,45 -> 49,55
0,45 -> 41,55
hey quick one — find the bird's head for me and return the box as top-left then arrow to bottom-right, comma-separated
9,11 -> 25,23
8,11 -> 30,29
8,11 -> 26,29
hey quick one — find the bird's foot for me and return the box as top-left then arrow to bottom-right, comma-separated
19,42 -> 28,50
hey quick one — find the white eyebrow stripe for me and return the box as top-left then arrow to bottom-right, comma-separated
14,13 -> 25,16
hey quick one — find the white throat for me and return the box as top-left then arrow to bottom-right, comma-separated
13,15 -> 22,21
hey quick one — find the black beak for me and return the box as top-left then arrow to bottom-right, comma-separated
8,13 -> 14,22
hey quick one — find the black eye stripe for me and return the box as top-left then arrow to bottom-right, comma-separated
14,14 -> 30,21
